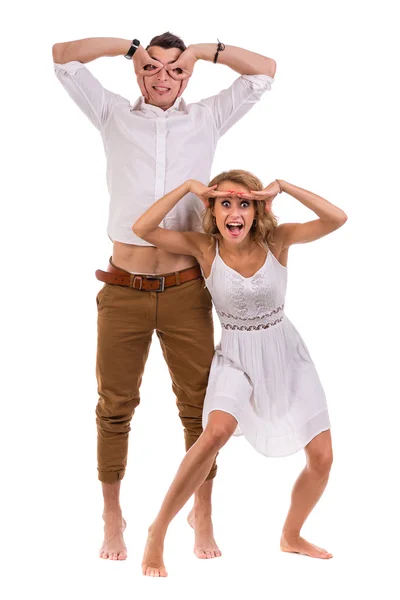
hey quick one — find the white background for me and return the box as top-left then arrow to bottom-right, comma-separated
1,0 -> 399,598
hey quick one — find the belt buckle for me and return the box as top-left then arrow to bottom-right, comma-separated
146,275 -> 165,292
132,275 -> 143,290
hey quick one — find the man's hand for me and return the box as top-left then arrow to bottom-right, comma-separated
188,180 -> 228,208
166,47 -> 198,81
133,46 -> 163,98
238,180 -> 281,212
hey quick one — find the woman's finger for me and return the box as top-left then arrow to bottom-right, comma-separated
238,192 -> 258,200
209,190 -> 232,197
265,195 -> 277,211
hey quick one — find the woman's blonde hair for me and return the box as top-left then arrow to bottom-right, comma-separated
202,169 -> 278,246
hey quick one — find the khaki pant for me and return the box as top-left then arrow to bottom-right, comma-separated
95,277 -> 216,483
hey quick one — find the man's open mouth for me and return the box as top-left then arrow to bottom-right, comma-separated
153,86 -> 171,94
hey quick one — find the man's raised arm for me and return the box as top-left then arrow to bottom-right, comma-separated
52,37 -> 132,65
166,42 -> 276,80
190,43 -> 276,77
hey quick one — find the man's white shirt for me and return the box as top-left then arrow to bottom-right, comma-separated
54,61 -> 273,245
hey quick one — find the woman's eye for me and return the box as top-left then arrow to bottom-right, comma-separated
222,201 -> 231,207
241,201 -> 250,208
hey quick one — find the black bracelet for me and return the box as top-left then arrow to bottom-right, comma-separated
213,39 -> 226,64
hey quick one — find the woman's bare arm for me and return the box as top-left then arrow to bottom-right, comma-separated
132,180 -> 226,257
274,180 -> 347,249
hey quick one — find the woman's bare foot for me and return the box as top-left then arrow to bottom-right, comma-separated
187,508 -> 222,559
99,514 -> 127,560
142,528 -> 168,577
280,533 -> 332,559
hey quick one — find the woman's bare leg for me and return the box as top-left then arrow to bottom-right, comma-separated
142,410 -> 237,577
281,429 -> 333,559
187,479 -> 220,559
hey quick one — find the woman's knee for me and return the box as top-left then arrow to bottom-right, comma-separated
306,430 -> 333,476
203,412 -> 237,449
308,447 -> 333,477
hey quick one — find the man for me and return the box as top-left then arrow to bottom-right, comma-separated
52,32 -> 276,563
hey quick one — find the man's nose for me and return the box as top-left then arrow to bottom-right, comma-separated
157,66 -> 169,81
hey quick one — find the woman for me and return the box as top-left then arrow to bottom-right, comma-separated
132,170 -> 347,576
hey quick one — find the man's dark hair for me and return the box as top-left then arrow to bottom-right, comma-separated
146,31 -> 186,52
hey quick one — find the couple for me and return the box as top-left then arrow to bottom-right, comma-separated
53,31 -> 346,576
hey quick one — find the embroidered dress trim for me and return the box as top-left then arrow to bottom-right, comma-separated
218,304 -> 285,331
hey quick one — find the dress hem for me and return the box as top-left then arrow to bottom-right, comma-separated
204,405 -> 331,458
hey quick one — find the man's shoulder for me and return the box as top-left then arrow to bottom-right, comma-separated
184,96 -> 214,113
107,94 -> 138,116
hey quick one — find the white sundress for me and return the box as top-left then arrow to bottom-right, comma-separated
202,241 -> 330,457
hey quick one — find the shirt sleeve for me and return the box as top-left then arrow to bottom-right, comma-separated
198,74 -> 274,137
54,61 -> 119,130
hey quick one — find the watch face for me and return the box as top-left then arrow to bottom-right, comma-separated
132,39 -> 140,47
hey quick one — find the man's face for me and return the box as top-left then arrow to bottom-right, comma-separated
141,47 -> 184,110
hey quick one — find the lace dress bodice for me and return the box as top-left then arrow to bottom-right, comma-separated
205,241 -> 287,332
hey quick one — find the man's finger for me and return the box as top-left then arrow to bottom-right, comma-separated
178,78 -> 189,97
139,64 -> 163,77
166,65 -> 192,80
168,71 -> 191,81
136,75 -> 149,100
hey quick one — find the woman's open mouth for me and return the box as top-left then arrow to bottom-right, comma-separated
226,223 -> 244,237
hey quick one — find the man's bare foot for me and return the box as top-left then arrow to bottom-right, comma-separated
280,533 -> 333,559
142,528 -> 168,577
99,514 -> 127,560
187,508 -> 222,559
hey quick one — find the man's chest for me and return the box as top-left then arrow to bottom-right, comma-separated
105,109 -> 216,157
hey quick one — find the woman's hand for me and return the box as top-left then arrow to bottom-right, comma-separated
188,180 -> 228,207
238,180 -> 282,212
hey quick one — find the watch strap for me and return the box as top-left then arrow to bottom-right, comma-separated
124,39 -> 140,59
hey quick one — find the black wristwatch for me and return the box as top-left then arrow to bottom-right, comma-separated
124,39 -> 140,59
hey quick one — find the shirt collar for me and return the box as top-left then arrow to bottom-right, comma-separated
131,96 -> 186,115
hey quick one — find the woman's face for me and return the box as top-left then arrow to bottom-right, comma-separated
213,181 -> 256,245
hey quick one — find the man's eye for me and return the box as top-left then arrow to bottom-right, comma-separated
173,68 -> 183,74
144,64 -> 156,71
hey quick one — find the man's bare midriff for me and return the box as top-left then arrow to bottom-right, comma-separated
112,241 -> 198,274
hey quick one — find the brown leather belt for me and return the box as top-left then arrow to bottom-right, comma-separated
95,262 -> 202,292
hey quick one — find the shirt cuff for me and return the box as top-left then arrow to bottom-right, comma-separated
54,61 -> 86,75
241,73 -> 274,91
